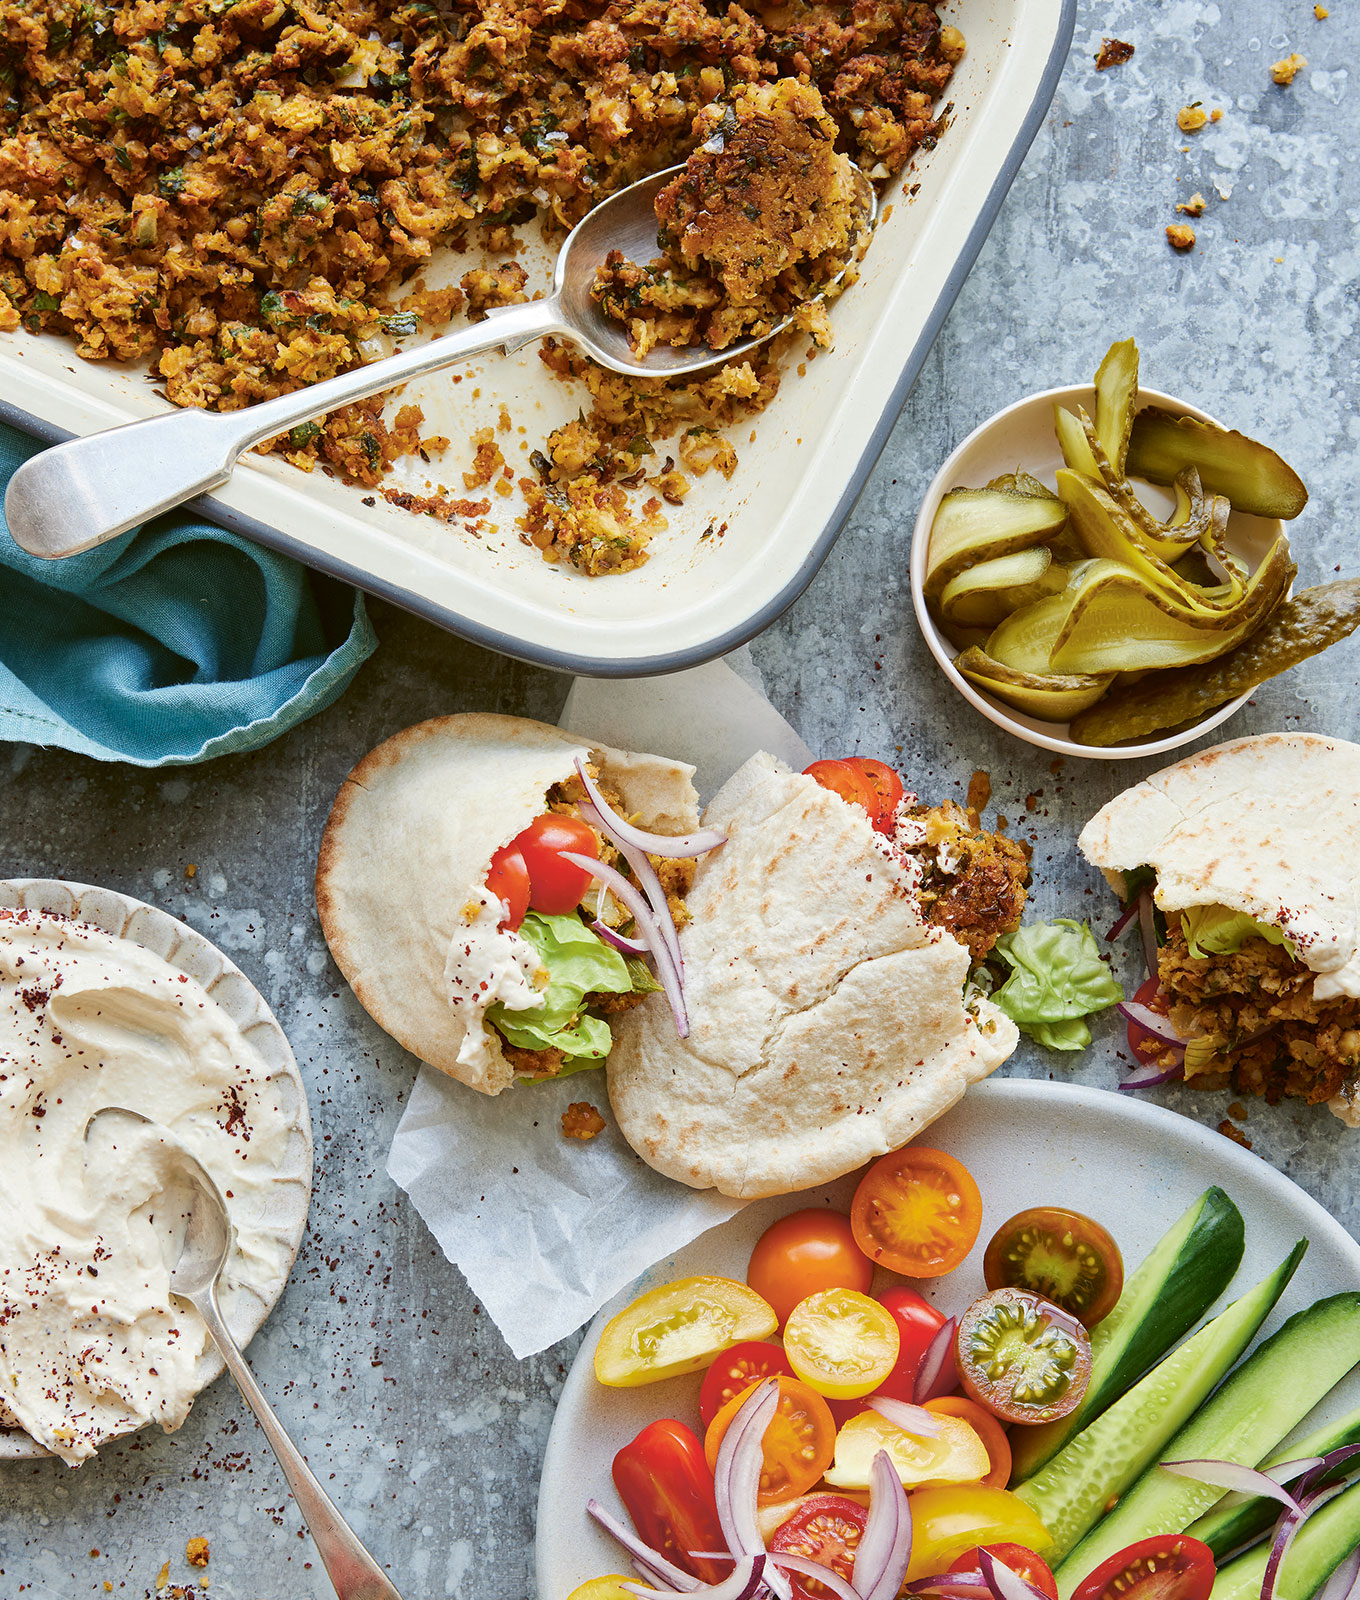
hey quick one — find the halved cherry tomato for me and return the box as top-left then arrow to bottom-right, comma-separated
851,1147 -> 984,1278
1127,974 -> 1173,1061
612,1419 -> 728,1584
566,1579 -> 636,1600
747,1210 -> 873,1327
843,758 -> 906,832
1069,1537 -> 1216,1600
824,1408 -> 989,1491
485,843 -> 530,931
769,1495 -> 868,1600
874,1286 -> 949,1403
803,760 -> 876,815
984,1207 -> 1125,1327
951,1544 -> 1059,1600
955,1287 -> 1092,1425
594,1276 -> 777,1387
904,1486 -> 1053,1581
925,1396 -> 1012,1490
783,1288 -> 900,1399
511,813 -> 599,915
698,1341 -> 794,1428
704,1376 -> 836,1503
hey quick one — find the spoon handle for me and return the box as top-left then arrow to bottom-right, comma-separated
197,1286 -> 406,1600
3,295 -> 562,561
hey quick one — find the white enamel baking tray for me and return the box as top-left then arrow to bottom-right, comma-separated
0,1 -> 1075,676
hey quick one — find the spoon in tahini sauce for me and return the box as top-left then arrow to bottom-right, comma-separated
86,1108 -> 405,1600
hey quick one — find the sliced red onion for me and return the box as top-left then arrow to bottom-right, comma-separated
1162,1459 -> 1304,1514
1262,1456 -> 1325,1487
1259,1475 -> 1351,1600
1314,1543 -> 1360,1600
1119,1053 -> 1186,1091
562,851 -> 688,1037
913,1317 -> 959,1404
977,1546 -> 1055,1600
1139,893 -> 1159,977
1105,899 -> 1140,942
588,1498 -> 700,1592
714,1379 -> 778,1562
1117,1000 -> 1187,1045
575,756 -> 728,860
625,1553 -> 764,1600
577,798 -> 685,975
1299,1444 -> 1360,1491
868,1396 -> 943,1437
768,1554 -> 862,1600
853,1450 -> 913,1600
591,917 -> 649,956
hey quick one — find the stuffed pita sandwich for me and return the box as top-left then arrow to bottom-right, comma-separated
315,713 -> 704,1095
606,752 -> 1027,1198
1078,731 -> 1360,1124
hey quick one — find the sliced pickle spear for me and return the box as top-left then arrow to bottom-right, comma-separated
956,646 -> 1114,721
1093,338 -> 1139,475
1070,578 -> 1360,746
1078,412 -> 1228,561
924,488 -> 1068,599
1055,404 -> 1101,478
1126,407 -> 1309,519
939,548 -> 1068,630
987,471 -> 1057,500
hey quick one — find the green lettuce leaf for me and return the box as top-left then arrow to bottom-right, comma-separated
1182,904 -> 1295,959
488,912 -> 636,1066
991,918 -> 1123,1052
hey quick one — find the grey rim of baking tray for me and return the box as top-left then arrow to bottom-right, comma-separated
0,0 -> 1076,681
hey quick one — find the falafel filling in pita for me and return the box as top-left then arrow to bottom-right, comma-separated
1078,731 -> 1360,1125
607,753 -> 1025,1199
315,714 -> 700,1096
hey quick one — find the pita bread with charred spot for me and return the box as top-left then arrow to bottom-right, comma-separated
315,713 -> 699,1095
606,753 -> 1019,1198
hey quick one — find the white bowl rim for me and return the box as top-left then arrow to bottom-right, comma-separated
909,382 -> 1283,762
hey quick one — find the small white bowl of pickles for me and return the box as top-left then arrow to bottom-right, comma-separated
908,338 -> 1338,760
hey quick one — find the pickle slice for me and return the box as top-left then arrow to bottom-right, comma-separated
1126,407 -> 1309,519
1093,338 -> 1139,476
1079,412 -> 1228,562
1055,404 -> 1101,479
956,647 -> 1113,721
1070,578 -> 1360,746
940,547 -> 1062,629
988,472 -> 1056,500
924,488 -> 1069,600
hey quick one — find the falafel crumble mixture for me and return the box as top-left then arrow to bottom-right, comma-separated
0,0 -> 960,572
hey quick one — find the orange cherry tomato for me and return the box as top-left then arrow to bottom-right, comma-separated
950,1544 -> 1059,1600
925,1396 -> 1012,1490
803,760 -> 876,815
486,844 -> 530,930
512,813 -> 599,915
747,1210 -> 873,1326
703,1376 -> 836,1504
851,1147 -> 984,1278
983,1207 -> 1125,1328
843,758 -> 906,832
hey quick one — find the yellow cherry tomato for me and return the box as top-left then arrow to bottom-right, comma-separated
567,1579 -> 635,1600
594,1276 -> 777,1387
782,1287 -> 901,1399
904,1486 -> 1054,1581
824,1410 -> 989,1491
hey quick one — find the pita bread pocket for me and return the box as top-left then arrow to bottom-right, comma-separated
315,713 -> 701,1096
1078,730 -> 1360,1123
606,753 -> 1022,1199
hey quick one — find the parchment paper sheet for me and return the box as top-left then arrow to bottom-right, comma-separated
385,654 -> 814,1359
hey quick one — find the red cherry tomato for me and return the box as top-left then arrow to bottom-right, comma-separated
951,1544 -> 1059,1600
1069,1537 -> 1216,1600
612,1420 -> 728,1585
770,1495 -> 868,1600
747,1210 -> 873,1327
843,758 -> 906,832
485,844 -> 530,931
802,760 -> 876,816
511,814 -> 599,915
1127,974 -> 1172,1062
698,1342 -> 795,1428
872,1286 -> 949,1403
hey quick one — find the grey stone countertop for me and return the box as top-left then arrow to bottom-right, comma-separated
3,1 -> 1357,1595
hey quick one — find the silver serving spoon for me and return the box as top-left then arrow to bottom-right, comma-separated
86,1108 -> 404,1600
6,164 -> 874,561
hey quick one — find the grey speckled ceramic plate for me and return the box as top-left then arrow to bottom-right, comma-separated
0,879 -> 314,1462
535,1079 -> 1360,1600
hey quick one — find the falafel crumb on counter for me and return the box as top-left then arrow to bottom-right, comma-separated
1167,223 -> 1197,251
186,1539 -> 210,1569
591,82 -> 871,359
1272,53 -> 1308,85
1177,104 -> 1210,132
562,1102 -> 607,1140
1177,193 -> 1208,217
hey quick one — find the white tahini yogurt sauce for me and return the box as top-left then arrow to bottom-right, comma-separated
0,908 -> 295,1465
444,889 -> 547,1072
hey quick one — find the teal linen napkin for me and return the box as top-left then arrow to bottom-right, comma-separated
0,422 -> 377,766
